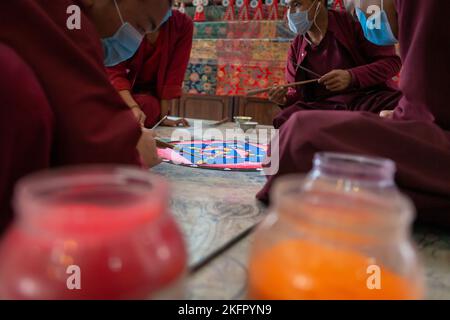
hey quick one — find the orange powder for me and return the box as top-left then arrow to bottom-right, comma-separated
248,240 -> 422,300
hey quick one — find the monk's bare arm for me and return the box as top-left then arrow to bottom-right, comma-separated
118,90 -> 147,126
118,90 -> 139,108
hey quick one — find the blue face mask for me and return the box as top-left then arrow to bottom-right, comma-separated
160,9 -> 172,26
102,23 -> 144,67
102,3 -> 173,67
355,7 -> 398,46
287,0 -> 320,35
102,0 -> 144,67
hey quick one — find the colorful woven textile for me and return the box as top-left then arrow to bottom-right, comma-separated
194,22 -> 228,39
216,62 -> 286,98
182,13 -> 295,97
183,58 -> 218,95
193,21 -> 286,40
191,39 -> 218,60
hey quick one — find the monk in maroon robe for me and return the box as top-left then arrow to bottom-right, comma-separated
0,0 -> 171,233
106,10 -> 193,128
269,0 -> 402,128
258,0 -> 450,227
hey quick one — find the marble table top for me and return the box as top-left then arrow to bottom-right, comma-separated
154,119 -> 450,300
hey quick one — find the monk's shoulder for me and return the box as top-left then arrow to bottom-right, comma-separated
0,44 -> 26,77
329,8 -> 357,27
172,10 -> 194,30
291,35 -> 304,49
0,44 -> 44,96
328,8 -> 362,40
0,43 -> 53,131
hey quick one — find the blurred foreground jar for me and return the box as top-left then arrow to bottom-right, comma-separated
249,153 -> 424,300
0,166 -> 187,299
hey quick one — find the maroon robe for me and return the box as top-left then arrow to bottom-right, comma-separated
274,9 -> 402,128
257,0 -> 450,227
392,1 -> 450,130
0,0 -> 142,233
106,10 -> 193,128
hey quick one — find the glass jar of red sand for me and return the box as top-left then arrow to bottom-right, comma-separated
0,166 -> 187,299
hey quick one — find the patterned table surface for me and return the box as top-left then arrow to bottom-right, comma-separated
154,119 -> 450,300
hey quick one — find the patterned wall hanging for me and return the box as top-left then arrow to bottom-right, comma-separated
193,0 -> 207,22
252,0 -> 264,20
266,0 -> 279,20
237,0 -> 250,21
222,0 -> 236,21
333,0 -> 346,11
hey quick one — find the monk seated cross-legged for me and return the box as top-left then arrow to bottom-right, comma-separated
269,0 -> 402,128
258,0 -> 450,227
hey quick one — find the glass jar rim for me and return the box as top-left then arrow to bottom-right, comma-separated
271,174 -> 415,234
13,165 -> 169,234
315,152 -> 396,168
313,152 -> 397,187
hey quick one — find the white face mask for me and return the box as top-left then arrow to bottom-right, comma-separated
287,0 -> 320,35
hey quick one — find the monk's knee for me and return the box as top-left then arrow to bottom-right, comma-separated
287,111 -> 370,132
133,94 -> 159,109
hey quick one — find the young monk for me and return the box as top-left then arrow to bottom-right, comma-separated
106,8 -> 193,128
257,0 -> 450,227
269,0 -> 402,128
0,0 -> 172,233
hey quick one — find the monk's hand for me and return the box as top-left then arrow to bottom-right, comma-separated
268,85 -> 288,106
130,105 -> 146,127
163,118 -> 190,127
319,70 -> 352,92
137,128 -> 162,168
380,110 -> 395,119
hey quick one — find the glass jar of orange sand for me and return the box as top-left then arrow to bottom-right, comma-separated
249,153 -> 425,300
